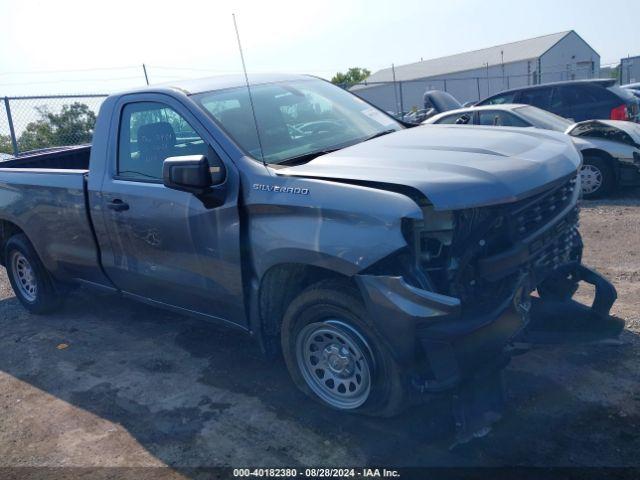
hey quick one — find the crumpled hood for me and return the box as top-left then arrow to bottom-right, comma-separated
278,125 -> 581,210
566,119 -> 640,146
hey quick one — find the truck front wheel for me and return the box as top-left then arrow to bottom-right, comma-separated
281,280 -> 406,417
4,234 -> 63,314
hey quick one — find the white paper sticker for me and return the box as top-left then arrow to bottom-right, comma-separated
362,107 -> 396,127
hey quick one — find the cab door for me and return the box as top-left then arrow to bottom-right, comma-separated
95,94 -> 247,327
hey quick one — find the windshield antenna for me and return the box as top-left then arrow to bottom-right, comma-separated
232,13 -> 266,164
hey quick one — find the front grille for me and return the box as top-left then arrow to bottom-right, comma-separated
531,214 -> 581,274
508,175 -> 578,241
423,174 -> 581,311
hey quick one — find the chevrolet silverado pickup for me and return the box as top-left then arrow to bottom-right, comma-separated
0,75 -> 621,433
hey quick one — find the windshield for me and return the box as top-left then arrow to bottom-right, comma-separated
514,105 -> 572,131
193,78 -> 402,164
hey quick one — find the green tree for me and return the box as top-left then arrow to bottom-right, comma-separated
0,134 -> 14,155
331,67 -> 371,86
608,65 -> 620,80
18,102 -> 97,152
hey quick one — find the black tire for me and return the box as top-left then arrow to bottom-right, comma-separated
580,155 -> 615,199
281,279 -> 406,417
4,233 -> 63,314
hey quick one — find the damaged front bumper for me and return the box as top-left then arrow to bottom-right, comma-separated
356,274 -> 526,393
357,265 -> 622,442
356,262 -> 622,394
356,174 -> 625,440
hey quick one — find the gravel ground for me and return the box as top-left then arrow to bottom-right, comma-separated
0,190 -> 639,475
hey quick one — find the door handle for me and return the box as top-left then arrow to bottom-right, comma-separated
106,199 -> 130,212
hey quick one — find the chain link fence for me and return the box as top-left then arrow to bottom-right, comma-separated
0,94 -> 108,159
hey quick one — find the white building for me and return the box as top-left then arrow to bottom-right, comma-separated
620,55 -> 640,85
352,31 -> 600,113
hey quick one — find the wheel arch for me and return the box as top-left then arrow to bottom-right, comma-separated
255,262 -> 361,355
0,220 -> 26,266
581,148 -> 619,175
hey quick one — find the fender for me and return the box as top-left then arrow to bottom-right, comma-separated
571,136 -> 638,165
244,175 -> 423,279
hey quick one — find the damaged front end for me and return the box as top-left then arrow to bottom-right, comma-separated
357,173 -> 622,442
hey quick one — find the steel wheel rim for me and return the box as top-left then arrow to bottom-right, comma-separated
296,320 -> 372,409
580,164 -> 603,195
10,251 -> 37,302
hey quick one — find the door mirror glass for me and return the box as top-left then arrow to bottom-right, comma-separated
163,155 -> 225,195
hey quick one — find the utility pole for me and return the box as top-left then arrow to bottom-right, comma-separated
501,50 -> 505,89
485,62 -> 490,97
142,64 -> 150,85
391,63 -> 400,116
3,97 -> 18,156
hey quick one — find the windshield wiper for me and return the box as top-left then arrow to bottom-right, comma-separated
275,148 -> 342,166
274,129 -> 398,166
361,129 -> 397,142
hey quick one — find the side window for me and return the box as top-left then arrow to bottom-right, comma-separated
552,85 -> 614,110
478,111 -> 529,127
436,113 -> 472,124
552,86 -> 578,109
482,92 -> 517,105
583,85 -> 616,103
518,88 -> 553,110
118,102 -> 208,181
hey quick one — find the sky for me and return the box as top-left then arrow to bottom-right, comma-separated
0,0 -> 639,96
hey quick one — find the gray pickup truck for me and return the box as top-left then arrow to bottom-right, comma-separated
0,75 -> 621,433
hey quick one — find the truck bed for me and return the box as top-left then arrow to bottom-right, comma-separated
0,144 -> 91,170
0,146 -> 105,286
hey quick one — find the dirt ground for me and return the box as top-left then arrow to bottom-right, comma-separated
0,189 -> 639,477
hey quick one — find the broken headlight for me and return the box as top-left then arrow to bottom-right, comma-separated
407,206 -> 455,267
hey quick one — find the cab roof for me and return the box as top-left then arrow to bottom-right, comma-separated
116,73 -> 316,97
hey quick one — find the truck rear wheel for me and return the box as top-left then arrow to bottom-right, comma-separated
4,234 -> 63,314
281,280 -> 406,417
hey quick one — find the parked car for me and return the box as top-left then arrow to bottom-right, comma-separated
425,104 -> 640,198
622,82 -> 640,100
402,90 -> 463,124
396,90 -> 466,124
477,79 -> 640,123
0,75 -> 620,437
402,108 -> 431,124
